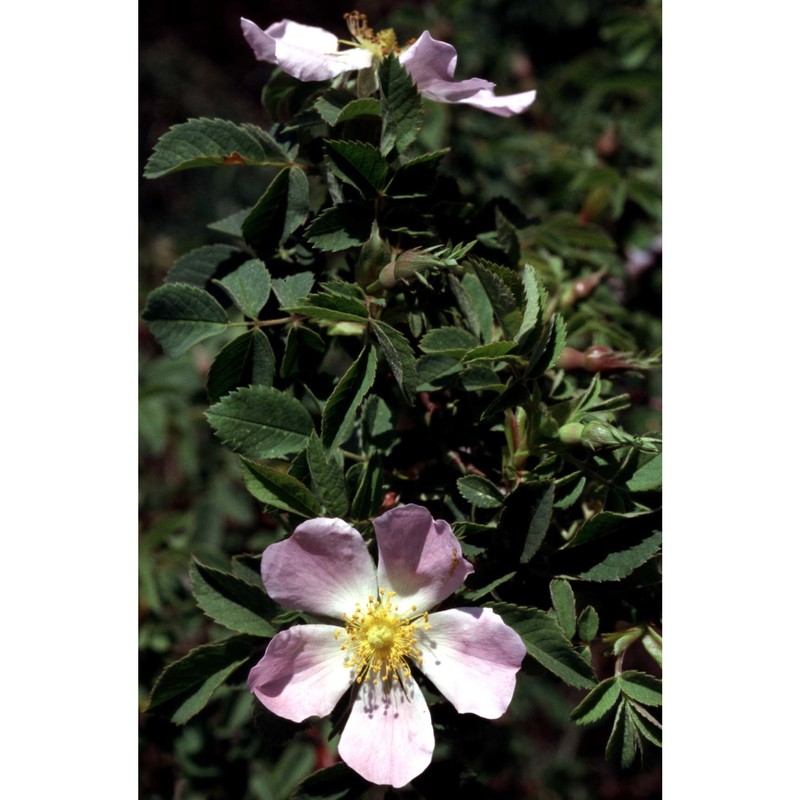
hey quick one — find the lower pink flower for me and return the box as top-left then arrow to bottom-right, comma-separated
248,505 -> 526,787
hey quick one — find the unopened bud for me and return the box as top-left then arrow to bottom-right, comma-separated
377,248 -> 431,289
558,420 -> 630,450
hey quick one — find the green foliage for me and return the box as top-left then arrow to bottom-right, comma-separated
141,1 -> 662,793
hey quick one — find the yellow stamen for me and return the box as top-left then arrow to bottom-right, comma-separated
343,10 -> 399,56
336,587 -> 429,685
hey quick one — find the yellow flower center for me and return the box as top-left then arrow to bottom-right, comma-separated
335,588 -> 431,685
343,10 -> 398,57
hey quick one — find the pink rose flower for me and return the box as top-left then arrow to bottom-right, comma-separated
248,504 -> 526,787
240,17 -> 536,117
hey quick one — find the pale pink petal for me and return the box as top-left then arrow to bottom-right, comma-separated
375,504 -> 473,613
248,624 -> 354,722
452,88 -> 537,117
338,676 -> 434,787
262,518 -> 377,618
417,607 -> 526,718
241,18 -> 373,82
400,31 -> 536,117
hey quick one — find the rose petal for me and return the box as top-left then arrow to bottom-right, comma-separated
241,18 -> 373,82
248,624 -> 353,722
262,518 -> 377,618
417,607 -> 526,718
338,676 -> 434,787
400,30 -> 536,117
375,504 -> 473,613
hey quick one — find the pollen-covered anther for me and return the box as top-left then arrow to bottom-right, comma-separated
337,587 -> 428,684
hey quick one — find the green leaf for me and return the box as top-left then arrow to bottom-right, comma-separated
457,475 -> 504,509
571,676 -> 621,724
242,167 -> 309,260
207,329 -> 276,403
306,433 -> 349,517
347,454 -> 384,520
240,458 -> 321,518
577,605 -> 600,642
386,149 -> 449,198
626,452 -> 662,492
371,320 -> 419,405
379,54 -> 423,156
618,671 -> 662,706
166,244 -> 247,287
208,209 -> 249,238
520,482 -> 555,563
189,559 -> 275,637
324,140 -> 388,197
306,203 -> 374,251
205,386 -> 313,459
461,341 -> 517,363
361,395 -> 398,454
549,578 -> 577,639
142,283 -> 228,358
289,763 -> 370,800
288,292 -> 369,324
460,365 -> 505,392
419,327 -> 479,357
463,571 -> 516,601
148,634 -> 261,718
629,704 -> 663,748
569,509 -> 658,548
144,118 -> 288,178
554,474 -> 586,510
321,345 -> 377,450
515,263 -> 545,343
641,627 -> 663,668
213,259 -> 271,319
273,272 -> 315,309
314,90 -> 380,126
576,530 -> 662,582
605,700 -> 641,769
487,601 -> 597,689
416,355 -> 463,390
471,259 -> 522,338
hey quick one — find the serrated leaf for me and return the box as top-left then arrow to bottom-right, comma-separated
521,482 -> 555,563
273,272 -> 315,309
626,453 -> 662,492
206,386 -> 313,459
240,458 -> 321,518
461,341 -> 517,363
569,509 -> 658,548
321,345 -> 377,450
208,209 -> 249,238
515,263 -> 545,343
371,320 -> 419,404
314,90 -> 380,126
571,676 -> 621,724
142,283 -> 228,357
471,259 -> 522,338
576,530 -> 662,582
618,671 -> 662,706
577,605 -> 600,642
242,167 -> 309,260
144,118 -> 288,178
324,140 -> 388,197
460,365 -> 505,392
379,54 -> 423,155
288,292 -> 369,324
416,354 -> 462,390
189,559 -> 275,637
166,244 -> 248,287
457,475 -> 504,509
290,763 -> 370,800
463,570 -> 516,601
306,433 -> 349,517
213,259 -> 272,318
419,327 -> 479,357
207,329 -> 276,403
361,394 -> 398,454
605,700 -> 641,768
171,659 -> 247,725
148,634 -> 261,714
629,704 -> 663,747
347,454 -> 384,520
386,149 -> 449,198
487,601 -> 596,689
550,578 -> 577,638
306,203 -> 374,251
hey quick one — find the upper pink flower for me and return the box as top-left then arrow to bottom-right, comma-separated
248,505 -> 526,787
240,17 -> 536,117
